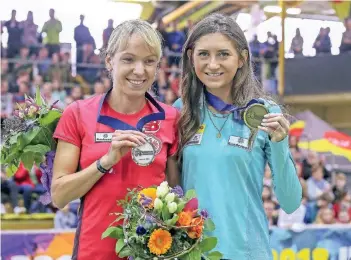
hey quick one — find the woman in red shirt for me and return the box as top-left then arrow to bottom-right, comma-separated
51,19 -> 179,260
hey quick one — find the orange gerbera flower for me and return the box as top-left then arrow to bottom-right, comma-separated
148,229 -> 172,255
187,217 -> 204,239
176,211 -> 193,227
138,188 -> 157,208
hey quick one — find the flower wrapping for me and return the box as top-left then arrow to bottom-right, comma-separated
0,87 -> 61,205
102,182 -> 223,260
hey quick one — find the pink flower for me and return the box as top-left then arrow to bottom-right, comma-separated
184,198 -> 198,217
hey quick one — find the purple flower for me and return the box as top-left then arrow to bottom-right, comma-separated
139,194 -> 152,207
200,209 -> 209,219
39,151 -> 56,205
136,225 -> 147,236
171,185 -> 184,198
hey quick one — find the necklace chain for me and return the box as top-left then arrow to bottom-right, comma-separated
206,106 -> 230,138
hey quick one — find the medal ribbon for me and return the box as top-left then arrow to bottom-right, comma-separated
97,88 -> 165,131
204,88 -> 264,121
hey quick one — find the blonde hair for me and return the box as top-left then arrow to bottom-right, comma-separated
102,19 -> 163,61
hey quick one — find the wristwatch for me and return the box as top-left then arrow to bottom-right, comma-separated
96,159 -> 112,174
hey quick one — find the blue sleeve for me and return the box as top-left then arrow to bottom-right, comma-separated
172,98 -> 183,111
264,103 -> 302,214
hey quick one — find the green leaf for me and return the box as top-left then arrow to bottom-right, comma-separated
161,203 -> 171,221
176,201 -> 186,213
183,247 -> 201,260
207,251 -> 223,260
165,214 -> 179,226
35,86 -> 43,106
101,226 -> 124,239
185,189 -> 196,200
199,237 -> 217,252
39,110 -> 61,126
204,219 -> 215,232
115,239 -> 125,254
9,133 -> 20,145
118,246 -> 132,258
20,152 -> 35,170
23,144 -> 51,155
6,164 -> 18,177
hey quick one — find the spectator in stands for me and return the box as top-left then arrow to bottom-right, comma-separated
249,34 -> 262,81
93,81 -> 105,95
332,172 -> 348,203
51,79 -> 67,102
42,9 -> 62,57
21,11 -> 39,56
290,28 -> 304,56
302,150 -> 330,180
77,42 -> 95,75
333,192 -> 351,219
313,27 -> 332,55
183,19 -> 194,36
12,80 -> 30,107
167,22 -> 185,66
37,47 -> 51,78
4,10 -> 23,59
54,204 -> 77,229
80,53 -> 102,84
46,53 -> 70,83
102,19 -> 114,48
13,162 -> 46,213
1,166 -> 19,213
41,82 -> 56,106
305,193 -> 333,224
164,88 -> 177,105
74,15 -> 92,63
340,17 -> 351,53
1,79 -> 13,123
307,165 -> 334,202
264,200 -> 278,226
315,207 -> 335,224
156,19 -> 170,51
69,85 -> 84,101
262,185 -> 273,202
32,74 -> 44,90
14,46 -> 32,76
337,210 -> 350,224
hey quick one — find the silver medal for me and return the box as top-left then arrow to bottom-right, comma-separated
131,141 -> 156,166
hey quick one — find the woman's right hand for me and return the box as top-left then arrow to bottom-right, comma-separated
100,130 -> 147,169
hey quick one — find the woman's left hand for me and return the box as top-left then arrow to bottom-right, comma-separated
258,113 -> 290,142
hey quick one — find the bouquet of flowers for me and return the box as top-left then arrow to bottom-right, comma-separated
102,181 -> 222,260
0,87 -> 61,204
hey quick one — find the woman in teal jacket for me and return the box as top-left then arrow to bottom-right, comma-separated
173,13 -> 302,260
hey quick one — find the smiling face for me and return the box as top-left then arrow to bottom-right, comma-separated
107,34 -> 158,98
192,33 -> 243,94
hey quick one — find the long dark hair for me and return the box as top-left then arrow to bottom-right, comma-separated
178,13 -> 273,157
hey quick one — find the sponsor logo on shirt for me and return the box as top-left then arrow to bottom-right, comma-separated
143,120 -> 161,134
95,132 -> 113,143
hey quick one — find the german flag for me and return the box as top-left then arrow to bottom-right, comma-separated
289,120 -> 305,137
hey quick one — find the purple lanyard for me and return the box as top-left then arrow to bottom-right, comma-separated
204,89 -> 263,121
97,88 -> 165,131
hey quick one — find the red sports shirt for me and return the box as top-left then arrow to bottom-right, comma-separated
53,94 -> 179,260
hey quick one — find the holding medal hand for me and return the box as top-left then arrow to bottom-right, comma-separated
258,113 -> 290,142
101,130 -> 147,169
